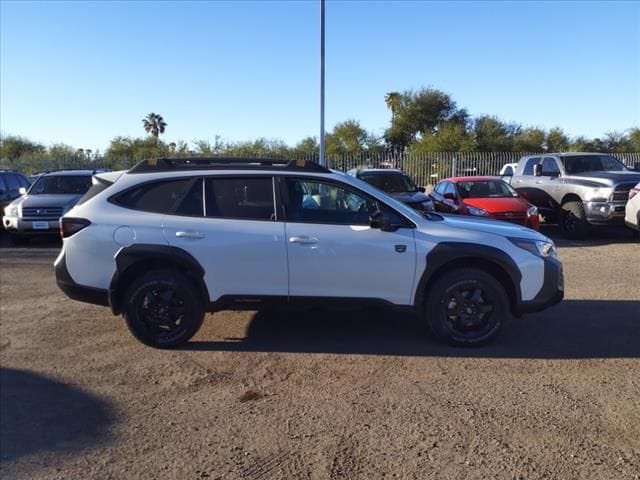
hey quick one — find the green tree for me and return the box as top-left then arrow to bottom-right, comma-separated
384,91 -> 402,119
0,134 -> 45,160
627,128 -> 640,151
142,113 -> 167,139
325,120 -> 370,157
603,131 -> 630,152
473,116 -> 517,151
513,127 -> 546,152
545,127 -> 570,152
409,123 -> 475,153
384,88 -> 467,150
292,137 -> 319,158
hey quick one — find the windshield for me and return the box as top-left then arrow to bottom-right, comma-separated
29,175 -> 92,195
359,172 -> 418,193
458,180 -> 518,198
562,155 -> 628,174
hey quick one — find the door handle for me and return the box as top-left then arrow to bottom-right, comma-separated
176,231 -> 205,239
289,236 -> 319,245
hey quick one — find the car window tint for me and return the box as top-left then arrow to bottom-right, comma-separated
444,182 -> 457,197
4,173 -> 21,191
284,178 -> 379,225
175,178 -> 204,216
523,157 -> 541,175
503,166 -> 513,176
0,174 -> 7,193
113,179 -> 195,213
434,182 -> 445,194
205,177 -> 274,220
542,157 -> 560,174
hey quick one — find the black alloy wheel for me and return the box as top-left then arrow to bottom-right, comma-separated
426,268 -> 508,346
123,270 -> 204,348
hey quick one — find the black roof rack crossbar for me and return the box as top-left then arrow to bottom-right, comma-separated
129,157 -> 330,174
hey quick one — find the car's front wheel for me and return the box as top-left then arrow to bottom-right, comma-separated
425,268 -> 508,346
123,270 -> 205,348
559,201 -> 589,239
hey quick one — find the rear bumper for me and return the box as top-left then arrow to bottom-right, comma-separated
55,252 -> 110,307
516,256 -> 564,314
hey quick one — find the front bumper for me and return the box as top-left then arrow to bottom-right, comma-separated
583,201 -> 626,225
516,256 -> 564,314
3,216 -> 60,235
55,251 -> 110,307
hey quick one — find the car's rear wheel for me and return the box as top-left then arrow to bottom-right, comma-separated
425,268 -> 508,346
123,270 -> 204,348
559,201 -> 589,239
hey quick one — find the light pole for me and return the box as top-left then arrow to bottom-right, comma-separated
319,0 -> 325,167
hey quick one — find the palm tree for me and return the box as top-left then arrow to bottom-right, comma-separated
384,92 -> 402,119
142,113 -> 167,138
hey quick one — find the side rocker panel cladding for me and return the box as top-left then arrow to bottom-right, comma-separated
109,244 -> 209,314
414,242 -> 522,311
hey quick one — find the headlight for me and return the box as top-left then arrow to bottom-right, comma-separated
527,206 -> 538,216
585,188 -> 611,202
509,237 -> 557,258
467,206 -> 489,216
4,204 -> 19,217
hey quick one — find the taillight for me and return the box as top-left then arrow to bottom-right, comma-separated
629,187 -> 639,200
60,218 -> 91,238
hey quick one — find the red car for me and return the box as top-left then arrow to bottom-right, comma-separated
430,176 -> 540,230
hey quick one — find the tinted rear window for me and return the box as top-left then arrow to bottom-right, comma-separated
113,179 -> 197,214
30,175 -> 92,194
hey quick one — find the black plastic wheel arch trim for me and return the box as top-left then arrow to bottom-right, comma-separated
109,244 -> 209,315
414,242 -> 523,313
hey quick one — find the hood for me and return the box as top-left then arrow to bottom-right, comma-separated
419,213 -> 546,241
15,193 -> 83,209
462,196 -> 529,213
388,191 -> 432,203
566,171 -> 640,187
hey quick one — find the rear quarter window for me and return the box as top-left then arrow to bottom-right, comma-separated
112,178 -> 201,214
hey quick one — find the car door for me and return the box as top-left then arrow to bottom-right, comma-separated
161,176 -> 289,302
512,157 -> 541,204
281,176 -> 417,305
535,157 -> 562,210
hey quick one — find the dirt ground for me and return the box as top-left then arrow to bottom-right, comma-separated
0,226 -> 639,480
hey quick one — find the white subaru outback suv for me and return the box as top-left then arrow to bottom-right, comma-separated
55,158 -> 563,348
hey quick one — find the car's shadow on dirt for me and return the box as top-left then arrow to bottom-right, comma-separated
186,299 -> 640,359
0,368 -> 113,463
540,224 -> 638,247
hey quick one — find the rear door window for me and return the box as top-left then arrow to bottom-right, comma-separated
204,177 -> 275,220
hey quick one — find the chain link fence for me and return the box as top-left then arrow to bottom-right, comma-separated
3,152 -> 639,187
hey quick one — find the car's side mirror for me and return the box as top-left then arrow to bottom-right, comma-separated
418,186 -> 426,193
370,210 -> 397,232
18,187 -> 27,195
533,164 -> 542,177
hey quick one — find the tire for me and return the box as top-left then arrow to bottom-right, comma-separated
425,268 -> 508,347
559,201 -> 589,239
122,269 -> 205,348
10,235 -> 29,246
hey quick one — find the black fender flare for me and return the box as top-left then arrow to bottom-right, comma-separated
414,242 -> 522,314
109,244 -> 209,315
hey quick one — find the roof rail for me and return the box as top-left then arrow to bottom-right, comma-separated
129,157 -> 330,174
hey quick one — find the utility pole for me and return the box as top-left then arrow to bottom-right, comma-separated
319,0 -> 325,167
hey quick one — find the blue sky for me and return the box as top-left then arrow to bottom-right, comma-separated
1,0 -> 639,152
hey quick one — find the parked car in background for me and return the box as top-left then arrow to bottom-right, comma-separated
624,182 -> 640,237
430,177 -> 540,230
0,171 -> 30,213
346,168 -> 434,212
3,170 -> 97,244
509,153 -> 640,238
